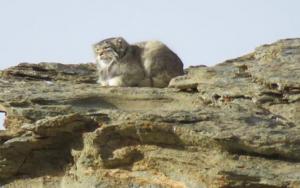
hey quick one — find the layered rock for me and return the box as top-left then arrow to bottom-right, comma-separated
0,38 -> 299,187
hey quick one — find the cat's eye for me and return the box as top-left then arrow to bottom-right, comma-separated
104,46 -> 110,49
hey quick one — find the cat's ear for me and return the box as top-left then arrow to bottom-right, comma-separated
116,37 -> 124,47
117,38 -> 123,42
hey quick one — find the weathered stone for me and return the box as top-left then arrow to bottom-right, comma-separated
0,62 -> 98,83
0,38 -> 300,187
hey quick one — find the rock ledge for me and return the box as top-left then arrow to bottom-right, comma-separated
0,38 -> 300,187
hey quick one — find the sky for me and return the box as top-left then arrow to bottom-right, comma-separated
0,0 -> 299,129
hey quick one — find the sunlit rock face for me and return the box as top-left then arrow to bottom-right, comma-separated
0,38 -> 300,187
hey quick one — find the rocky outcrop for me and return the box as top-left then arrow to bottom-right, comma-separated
0,38 -> 299,187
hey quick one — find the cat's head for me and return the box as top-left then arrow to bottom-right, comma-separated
93,37 -> 130,63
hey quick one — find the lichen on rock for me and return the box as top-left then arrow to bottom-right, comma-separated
0,38 -> 300,187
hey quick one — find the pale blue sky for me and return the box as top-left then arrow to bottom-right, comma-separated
0,0 -> 299,129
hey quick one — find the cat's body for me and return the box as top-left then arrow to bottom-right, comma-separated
93,37 -> 184,87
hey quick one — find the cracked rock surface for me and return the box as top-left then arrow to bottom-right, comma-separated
0,38 -> 300,187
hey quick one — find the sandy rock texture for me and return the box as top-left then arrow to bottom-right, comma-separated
0,38 -> 299,187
